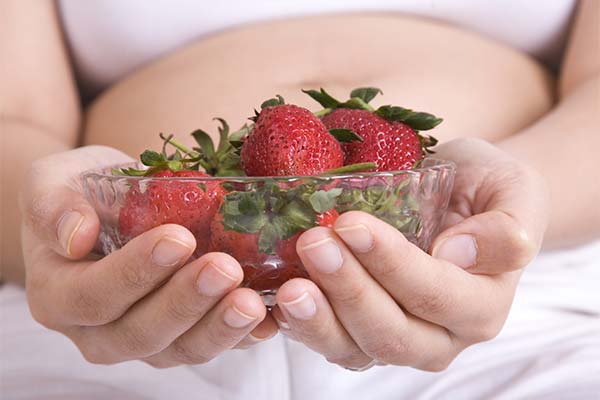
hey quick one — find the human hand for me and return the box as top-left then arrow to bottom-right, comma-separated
21,146 -> 276,368
272,138 -> 549,371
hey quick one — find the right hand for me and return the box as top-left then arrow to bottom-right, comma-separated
20,145 -> 277,368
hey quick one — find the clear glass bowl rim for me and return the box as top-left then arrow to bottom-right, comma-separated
81,158 -> 456,182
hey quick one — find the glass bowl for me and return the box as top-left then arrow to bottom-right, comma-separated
82,158 -> 455,302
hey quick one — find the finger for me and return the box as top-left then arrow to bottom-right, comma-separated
234,314 -> 279,349
143,288 -> 266,368
271,305 -> 300,341
28,224 -> 196,328
296,227 -> 459,370
276,278 -> 373,369
21,145 -> 133,259
331,211 -> 516,339
433,138 -> 549,274
76,253 -> 243,363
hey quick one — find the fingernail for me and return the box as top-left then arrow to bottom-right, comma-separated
276,318 -> 290,330
281,292 -> 317,320
248,331 -> 277,343
152,237 -> 193,267
300,238 -> 343,274
57,211 -> 84,255
334,224 -> 374,253
197,262 -> 238,296
223,306 -> 257,328
433,234 -> 477,269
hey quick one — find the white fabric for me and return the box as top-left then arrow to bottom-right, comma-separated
58,0 -> 577,96
2,241 -> 599,399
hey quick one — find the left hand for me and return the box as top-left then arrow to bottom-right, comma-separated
272,138 -> 549,371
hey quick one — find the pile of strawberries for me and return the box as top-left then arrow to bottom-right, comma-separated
116,87 -> 442,289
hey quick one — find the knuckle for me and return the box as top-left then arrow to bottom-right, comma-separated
420,356 -> 453,372
115,322 -> 159,358
369,257 -> 403,281
68,285 -> 113,325
119,262 -> 155,293
363,337 -> 410,364
76,336 -> 117,365
171,339 -> 210,365
469,319 -> 504,343
492,211 -> 538,269
164,295 -> 201,323
28,302 -> 54,330
327,279 -> 368,307
79,346 -> 112,365
407,287 -> 452,317
206,323 -> 238,349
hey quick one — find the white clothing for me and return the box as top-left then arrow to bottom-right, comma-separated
2,241 -> 599,399
57,0 -> 577,96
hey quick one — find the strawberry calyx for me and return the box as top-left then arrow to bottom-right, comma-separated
304,87 -> 442,154
335,179 -> 422,235
219,182 -> 343,254
114,119 -> 247,177
322,162 -> 377,175
249,95 -> 286,123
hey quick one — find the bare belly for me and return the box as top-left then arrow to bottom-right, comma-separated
84,15 -> 555,156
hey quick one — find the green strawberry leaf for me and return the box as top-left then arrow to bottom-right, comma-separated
222,213 -> 268,234
191,129 -> 215,158
337,97 -> 374,111
140,150 -> 165,167
239,194 -> 264,215
260,95 -> 285,109
308,189 -> 342,213
302,88 -> 341,108
215,168 -> 245,177
404,112 -> 443,131
169,150 -> 183,161
280,201 -> 316,231
213,118 -> 231,154
166,160 -> 183,171
374,105 -> 414,122
229,124 -> 252,149
258,223 -> 279,254
350,87 -> 383,104
113,167 -> 149,176
323,162 -> 377,174
328,128 -> 364,143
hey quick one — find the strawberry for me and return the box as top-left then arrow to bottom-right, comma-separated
119,170 -> 224,256
115,119 -> 244,255
240,97 -> 344,176
208,213 -> 265,265
304,87 -> 441,171
322,109 -> 424,171
210,182 -> 343,291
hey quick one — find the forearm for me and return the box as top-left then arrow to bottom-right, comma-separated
0,118 -> 74,284
497,75 -> 600,248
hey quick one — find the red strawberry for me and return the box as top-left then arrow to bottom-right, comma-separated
119,170 -> 224,256
240,102 -> 344,176
303,87 -> 441,172
207,213 -> 266,265
322,109 -> 425,171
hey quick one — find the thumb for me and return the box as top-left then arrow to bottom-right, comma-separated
21,145 -> 133,260
431,210 -> 538,274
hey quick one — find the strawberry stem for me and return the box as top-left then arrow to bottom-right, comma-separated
322,162 -> 377,175
159,133 -> 197,157
314,108 -> 333,118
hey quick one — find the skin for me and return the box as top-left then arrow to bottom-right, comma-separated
2,0 -> 599,370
